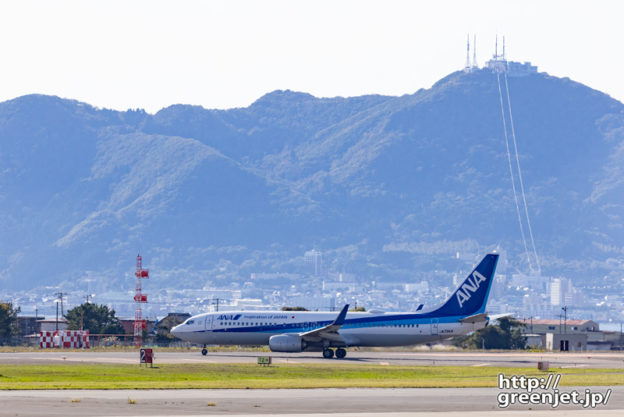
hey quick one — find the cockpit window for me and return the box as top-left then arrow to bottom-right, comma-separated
186,320 -> 194,325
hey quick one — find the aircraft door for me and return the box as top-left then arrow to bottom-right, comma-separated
430,318 -> 439,335
205,315 -> 214,330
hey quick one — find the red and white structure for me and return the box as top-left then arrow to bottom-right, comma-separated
133,253 -> 149,347
40,330 -> 89,348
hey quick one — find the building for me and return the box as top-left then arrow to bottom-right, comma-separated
38,318 -> 68,332
486,59 -> 538,76
16,316 -> 44,336
545,332 -> 587,351
550,278 -> 567,306
506,61 -> 538,76
520,319 -> 599,335
207,298 -> 275,312
304,250 -> 322,275
119,319 -> 156,335
520,319 -> 606,351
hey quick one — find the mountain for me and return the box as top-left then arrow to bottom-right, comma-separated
1,67 -> 623,292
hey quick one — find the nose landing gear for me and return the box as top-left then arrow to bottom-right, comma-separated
201,345 -> 207,356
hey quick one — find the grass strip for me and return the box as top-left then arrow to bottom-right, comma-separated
0,363 -> 622,390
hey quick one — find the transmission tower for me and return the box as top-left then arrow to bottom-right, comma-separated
133,254 -> 149,347
472,34 -> 478,68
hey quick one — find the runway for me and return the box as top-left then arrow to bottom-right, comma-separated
1,351 -> 622,416
0,387 -> 622,416
1,350 -> 623,368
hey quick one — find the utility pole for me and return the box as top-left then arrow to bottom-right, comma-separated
55,300 -> 59,331
212,298 -> 226,312
562,306 -> 568,334
56,292 -> 65,317
85,294 -> 92,304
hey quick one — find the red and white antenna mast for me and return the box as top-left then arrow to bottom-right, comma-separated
133,253 -> 149,347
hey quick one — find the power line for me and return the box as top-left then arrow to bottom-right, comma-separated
503,71 -> 541,274
496,70 -> 534,273
493,38 -> 541,275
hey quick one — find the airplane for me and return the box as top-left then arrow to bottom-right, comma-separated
171,252 -> 499,359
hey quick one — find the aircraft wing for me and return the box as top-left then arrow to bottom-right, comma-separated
299,304 -> 349,343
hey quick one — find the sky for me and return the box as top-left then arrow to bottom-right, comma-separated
1,0 -> 623,113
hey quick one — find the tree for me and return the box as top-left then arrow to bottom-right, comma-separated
0,302 -> 20,340
281,306 -> 308,311
65,303 -> 124,334
453,317 -> 526,350
155,313 -> 190,344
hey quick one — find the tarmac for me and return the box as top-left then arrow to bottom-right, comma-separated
1,350 -> 623,368
0,387 -> 622,416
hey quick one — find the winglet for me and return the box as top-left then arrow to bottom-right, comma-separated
332,304 -> 349,326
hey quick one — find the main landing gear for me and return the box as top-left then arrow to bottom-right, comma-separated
322,348 -> 347,359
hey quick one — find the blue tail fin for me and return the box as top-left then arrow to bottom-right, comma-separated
432,253 -> 499,317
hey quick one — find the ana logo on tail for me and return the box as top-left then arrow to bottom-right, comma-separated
456,270 -> 487,308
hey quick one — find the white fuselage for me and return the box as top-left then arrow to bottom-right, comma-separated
171,310 -> 486,348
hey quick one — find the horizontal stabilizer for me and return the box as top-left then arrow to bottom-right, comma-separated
459,313 -> 488,323
488,313 -> 514,322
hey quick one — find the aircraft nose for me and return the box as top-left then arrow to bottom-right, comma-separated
170,324 -> 181,336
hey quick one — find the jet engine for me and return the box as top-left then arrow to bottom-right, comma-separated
269,334 -> 305,352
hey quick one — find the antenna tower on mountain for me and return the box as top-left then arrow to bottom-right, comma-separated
465,34 -> 471,71
472,35 -> 478,68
